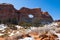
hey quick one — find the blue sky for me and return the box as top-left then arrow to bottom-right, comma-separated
0,0 -> 60,20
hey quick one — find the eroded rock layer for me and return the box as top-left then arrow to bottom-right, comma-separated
0,3 -> 53,24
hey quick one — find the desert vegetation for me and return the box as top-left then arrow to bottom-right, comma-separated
0,22 -> 60,40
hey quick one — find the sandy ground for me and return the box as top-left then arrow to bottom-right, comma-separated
0,37 -> 5,40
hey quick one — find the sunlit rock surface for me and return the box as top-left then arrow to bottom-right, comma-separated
0,22 -> 60,40
0,3 -> 53,24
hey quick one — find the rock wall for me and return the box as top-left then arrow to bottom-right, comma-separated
0,3 -> 53,24
18,7 -> 53,24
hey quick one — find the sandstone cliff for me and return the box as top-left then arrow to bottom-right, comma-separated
0,3 -> 53,24
18,7 -> 53,24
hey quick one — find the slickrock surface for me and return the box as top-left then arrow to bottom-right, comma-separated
0,23 -> 60,40
0,38 -> 4,40
0,31 -> 59,40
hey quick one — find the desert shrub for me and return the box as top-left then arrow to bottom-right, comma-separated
7,24 -> 17,30
18,21 -> 32,28
55,28 -> 60,33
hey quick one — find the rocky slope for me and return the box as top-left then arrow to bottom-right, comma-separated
0,22 -> 60,40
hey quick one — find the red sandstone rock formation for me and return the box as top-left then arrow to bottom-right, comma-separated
0,3 -> 17,19
18,7 -> 53,24
0,3 -> 53,24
